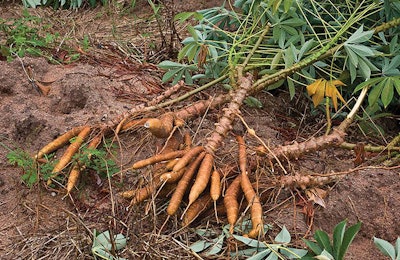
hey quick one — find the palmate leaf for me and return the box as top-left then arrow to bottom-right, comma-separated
306,78 -> 346,111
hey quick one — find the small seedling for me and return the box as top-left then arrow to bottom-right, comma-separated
302,219 -> 362,260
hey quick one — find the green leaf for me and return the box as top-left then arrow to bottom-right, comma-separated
161,68 -> 180,83
283,0 -> 292,12
314,230 -> 332,255
337,222 -> 361,260
246,249 -> 272,260
233,234 -> 268,248
280,247 -> 308,258
158,60 -> 183,69
395,237 -> 400,260
347,44 -> 375,57
316,249 -> 334,260
368,80 -> 385,106
381,80 -> 394,108
287,77 -> 295,99
205,235 -> 225,256
394,78 -> 400,95
190,240 -> 214,253
298,39 -> 314,60
174,12 -> 203,23
344,46 -> 359,68
244,96 -> 263,108
332,220 -> 346,259
373,237 -> 396,259
345,25 -> 374,44
358,57 -> 372,80
274,226 -> 291,243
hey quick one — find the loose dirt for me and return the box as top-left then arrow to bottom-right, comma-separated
0,2 -> 399,259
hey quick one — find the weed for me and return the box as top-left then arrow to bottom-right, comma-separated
6,149 -> 55,187
302,219 -> 361,260
0,10 -> 59,61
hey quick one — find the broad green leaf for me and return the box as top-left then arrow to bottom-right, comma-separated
314,230 -> 332,255
244,96 -> 263,108
270,51 -> 282,70
158,60 -> 183,68
184,69 -> 193,85
315,249 -> 334,260
161,68 -> 180,83
385,55 -> 400,74
332,220 -> 346,259
358,57 -> 372,79
265,252 -> 279,260
298,39 -> 314,60
189,240 -> 213,253
395,237 -> 400,260
281,18 -> 305,27
373,237 -> 396,259
394,78 -> 400,95
381,80 -> 394,108
345,25 -> 374,44
231,248 -> 269,258
283,0 -> 292,12
337,222 -> 361,260
368,80 -> 385,106
274,226 -> 291,243
205,235 -> 225,256
174,12 -> 203,23
287,77 -> 295,100
280,247 -> 308,258
233,234 -> 268,248
353,77 -> 382,93
347,44 -> 375,56
344,46 -> 359,68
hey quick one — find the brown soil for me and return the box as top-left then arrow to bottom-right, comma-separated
0,2 -> 399,259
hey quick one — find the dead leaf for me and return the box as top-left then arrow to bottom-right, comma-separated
34,80 -> 51,96
306,78 -> 346,110
353,142 -> 365,166
306,187 -> 328,208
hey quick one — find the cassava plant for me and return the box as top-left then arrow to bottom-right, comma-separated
12,0 -> 400,245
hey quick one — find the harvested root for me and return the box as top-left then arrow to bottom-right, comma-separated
172,146 -> 205,172
167,152 -> 206,216
224,174 -> 242,234
52,126 -> 92,174
210,170 -> 221,201
237,135 -> 263,238
145,112 -> 175,138
132,150 -> 186,169
66,133 -> 102,193
182,193 -> 212,227
188,153 -> 214,206
35,126 -> 86,159
160,167 -> 187,183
